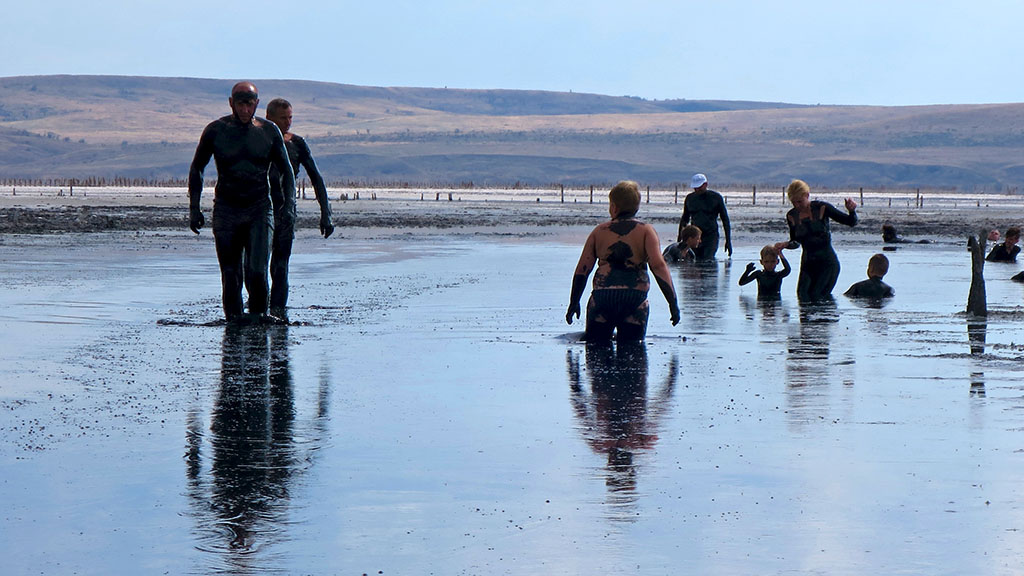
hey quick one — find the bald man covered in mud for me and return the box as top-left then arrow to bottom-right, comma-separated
188,81 -> 296,321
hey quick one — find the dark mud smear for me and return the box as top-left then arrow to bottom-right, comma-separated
5,231 -> 1024,574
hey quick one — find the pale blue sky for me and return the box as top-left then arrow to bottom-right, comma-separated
5,0 -> 1022,106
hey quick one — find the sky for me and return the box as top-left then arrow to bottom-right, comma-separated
4,0 -> 1023,106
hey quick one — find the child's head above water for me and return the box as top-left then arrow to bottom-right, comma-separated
867,253 -> 890,279
1005,226 -> 1021,245
759,245 -> 779,271
680,225 -> 702,248
608,181 -> 641,219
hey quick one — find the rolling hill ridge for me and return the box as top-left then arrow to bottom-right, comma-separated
1,75 -> 1022,189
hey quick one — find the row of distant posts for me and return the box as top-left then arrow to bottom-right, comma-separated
556,184 -> 927,208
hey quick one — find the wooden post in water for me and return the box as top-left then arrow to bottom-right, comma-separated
560,184 -> 564,203
859,187 -> 863,206
752,185 -> 757,206
966,228 -> 988,317
646,185 -> 650,204
916,189 -> 921,208
590,185 -> 594,204
674,185 -> 678,204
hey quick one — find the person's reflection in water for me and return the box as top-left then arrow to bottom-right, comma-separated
739,294 -> 791,337
674,260 -> 722,333
567,342 -> 677,521
785,300 -> 840,429
186,324 -> 316,570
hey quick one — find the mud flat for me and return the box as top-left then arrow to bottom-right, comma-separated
2,190 -> 1024,574
0,184 -> 1022,237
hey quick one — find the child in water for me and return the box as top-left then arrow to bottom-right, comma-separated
662,225 -> 702,262
738,245 -> 791,300
566,181 -> 680,341
986,227 -> 1021,262
844,253 -> 895,299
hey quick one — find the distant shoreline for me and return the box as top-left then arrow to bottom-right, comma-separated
0,186 -> 1019,238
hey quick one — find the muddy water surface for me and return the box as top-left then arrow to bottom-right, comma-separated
2,228 -> 1024,575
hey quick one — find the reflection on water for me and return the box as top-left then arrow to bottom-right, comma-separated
185,325 -> 328,573
970,371 -> 986,397
968,322 -> 987,398
567,342 -> 677,521
738,294 -> 791,331
785,301 -> 841,429
968,322 -> 987,355
674,260 -> 724,332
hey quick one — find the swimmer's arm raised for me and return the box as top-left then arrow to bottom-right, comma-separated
826,200 -> 857,227
738,264 -> 757,286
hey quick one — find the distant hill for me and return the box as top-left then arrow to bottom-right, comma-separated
1,74 -> 1022,189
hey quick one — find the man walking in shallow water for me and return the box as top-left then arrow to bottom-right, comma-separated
265,97 -> 335,317
188,81 -> 296,321
678,173 -> 732,260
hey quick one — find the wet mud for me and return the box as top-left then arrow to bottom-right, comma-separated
3,225 -> 1024,575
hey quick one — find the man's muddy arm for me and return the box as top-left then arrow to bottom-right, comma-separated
298,139 -> 334,237
186,129 -> 214,233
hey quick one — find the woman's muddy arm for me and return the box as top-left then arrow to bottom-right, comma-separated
646,227 -> 680,325
566,232 -> 598,324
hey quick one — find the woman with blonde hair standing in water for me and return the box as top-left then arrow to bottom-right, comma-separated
780,179 -> 858,302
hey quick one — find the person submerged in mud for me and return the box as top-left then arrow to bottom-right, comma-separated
662,224 -> 702,262
265,98 -> 335,317
985,226 -> 1021,262
782,179 -> 857,302
566,181 -> 680,341
844,253 -> 895,299
188,82 -> 295,322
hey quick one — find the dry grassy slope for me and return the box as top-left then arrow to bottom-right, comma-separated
1,75 -> 1023,187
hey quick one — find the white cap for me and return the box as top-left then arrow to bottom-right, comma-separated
691,173 -> 708,189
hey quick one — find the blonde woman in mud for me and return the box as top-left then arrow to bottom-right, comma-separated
780,179 -> 857,302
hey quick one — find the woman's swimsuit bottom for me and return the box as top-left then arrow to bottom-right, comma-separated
585,288 -> 649,341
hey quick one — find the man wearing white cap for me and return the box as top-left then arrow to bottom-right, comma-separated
677,173 -> 732,260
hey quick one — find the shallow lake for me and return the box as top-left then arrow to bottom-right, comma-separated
2,227 -> 1024,575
